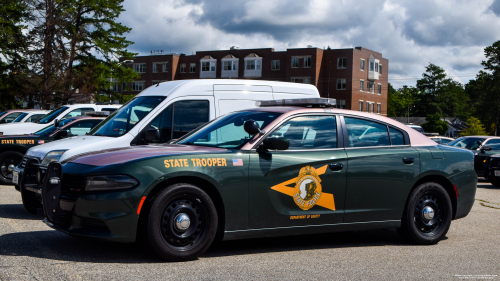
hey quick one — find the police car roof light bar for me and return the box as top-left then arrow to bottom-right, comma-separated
256,98 -> 336,108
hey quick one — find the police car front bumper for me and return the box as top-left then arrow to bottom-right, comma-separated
38,163 -> 140,243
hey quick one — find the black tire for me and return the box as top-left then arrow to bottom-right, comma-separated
142,183 -> 218,261
0,151 -> 23,185
398,182 -> 452,245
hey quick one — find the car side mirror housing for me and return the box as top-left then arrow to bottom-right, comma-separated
54,119 -> 60,128
482,146 -> 493,152
244,120 -> 265,135
58,130 -> 68,139
262,137 -> 289,150
145,128 -> 160,142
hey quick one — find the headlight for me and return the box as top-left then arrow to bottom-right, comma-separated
41,150 -> 67,166
85,175 -> 138,191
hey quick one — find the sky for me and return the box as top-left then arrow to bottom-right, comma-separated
118,0 -> 500,89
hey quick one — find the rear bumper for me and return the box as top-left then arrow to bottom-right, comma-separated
451,169 -> 477,220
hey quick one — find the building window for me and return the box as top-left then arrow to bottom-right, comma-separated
360,59 -> 365,71
271,60 -> 280,70
379,65 -> 382,75
371,103 -> 374,113
162,62 -> 168,72
378,84 -> 382,95
291,77 -> 310,84
366,102 -> 370,112
359,101 -> 364,111
377,103 -> 381,114
201,61 -> 215,72
304,56 -> 311,68
223,60 -> 238,71
337,57 -> 347,69
153,63 -> 158,73
245,59 -> 261,70
133,63 -> 146,73
292,57 -> 299,68
370,61 -> 374,71
190,63 -> 196,73
368,82 -> 374,93
360,80 -> 364,91
337,78 -> 346,90
375,62 -> 379,72
132,81 -> 145,91
180,63 -> 186,73
338,100 -> 345,109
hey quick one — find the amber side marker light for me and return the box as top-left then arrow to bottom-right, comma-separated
453,185 -> 458,198
137,196 -> 147,215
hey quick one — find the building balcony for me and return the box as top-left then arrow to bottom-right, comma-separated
200,71 -> 216,79
244,69 -> 262,78
368,70 -> 379,80
221,70 -> 238,78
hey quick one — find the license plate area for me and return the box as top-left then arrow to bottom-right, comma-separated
12,171 -> 19,185
494,170 -> 500,177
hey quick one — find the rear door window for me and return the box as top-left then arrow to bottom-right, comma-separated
345,117 -> 390,147
66,120 -> 103,136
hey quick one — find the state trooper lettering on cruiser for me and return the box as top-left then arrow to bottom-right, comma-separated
163,158 -> 229,168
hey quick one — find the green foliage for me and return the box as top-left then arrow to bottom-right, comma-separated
421,113 -> 449,135
461,117 -> 488,136
387,84 -> 420,117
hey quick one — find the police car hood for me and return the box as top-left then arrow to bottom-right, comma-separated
68,144 -> 228,166
25,135 -> 125,161
0,122 -> 49,136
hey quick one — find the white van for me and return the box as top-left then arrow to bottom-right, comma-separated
15,79 -> 320,184
0,104 -> 121,136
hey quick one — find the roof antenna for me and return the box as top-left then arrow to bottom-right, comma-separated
156,75 -> 163,87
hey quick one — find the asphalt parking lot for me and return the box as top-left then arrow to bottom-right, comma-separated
0,182 -> 498,281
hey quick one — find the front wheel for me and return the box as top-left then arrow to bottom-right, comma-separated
398,182 -> 452,245
0,151 -> 23,185
143,183 -> 218,261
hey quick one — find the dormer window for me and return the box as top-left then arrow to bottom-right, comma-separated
244,53 -> 262,78
368,54 -> 380,80
200,55 -> 216,78
221,54 -> 239,78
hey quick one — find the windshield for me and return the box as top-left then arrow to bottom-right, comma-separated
448,137 -> 487,150
90,96 -> 166,137
38,107 -> 69,124
176,110 -> 282,149
34,118 -> 76,136
13,112 -> 29,122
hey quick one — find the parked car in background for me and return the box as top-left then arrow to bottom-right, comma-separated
0,104 -> 120,136
0,109 -> 39,124
0,115 -> 106,185
484,149 -> 500,187
447,136 -> 500,177
11,110 -> 50,124
405,124 -> 425,134
429,136 -> 454,145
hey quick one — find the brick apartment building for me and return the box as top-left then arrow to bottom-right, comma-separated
119,46 -> 388,115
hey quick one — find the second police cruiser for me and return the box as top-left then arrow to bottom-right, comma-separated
14,79 -> 321,196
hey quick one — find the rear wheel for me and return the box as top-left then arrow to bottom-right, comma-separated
0,151 -> 23,185
143,183 -> 218,261
398,182 -> 452,245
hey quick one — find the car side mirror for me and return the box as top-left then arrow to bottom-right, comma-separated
482,146 -> 492,152
145,128 -> 160,142
244,120 -> 265,135
54,119 -> 60,128
262,137 -> 289,150
58,130 -> 68,139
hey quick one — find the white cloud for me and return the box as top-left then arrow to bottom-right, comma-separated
119,0 -> 500,88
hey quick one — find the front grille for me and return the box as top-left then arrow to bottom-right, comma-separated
61,173 -> 85,198
20,157 -> 29,168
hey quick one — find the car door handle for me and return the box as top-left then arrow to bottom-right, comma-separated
329,163 -> 344,171
402,157 -> 415,164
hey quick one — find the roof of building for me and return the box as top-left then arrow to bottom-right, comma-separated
222,54 -> 237,59
245,53 -> 260,58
